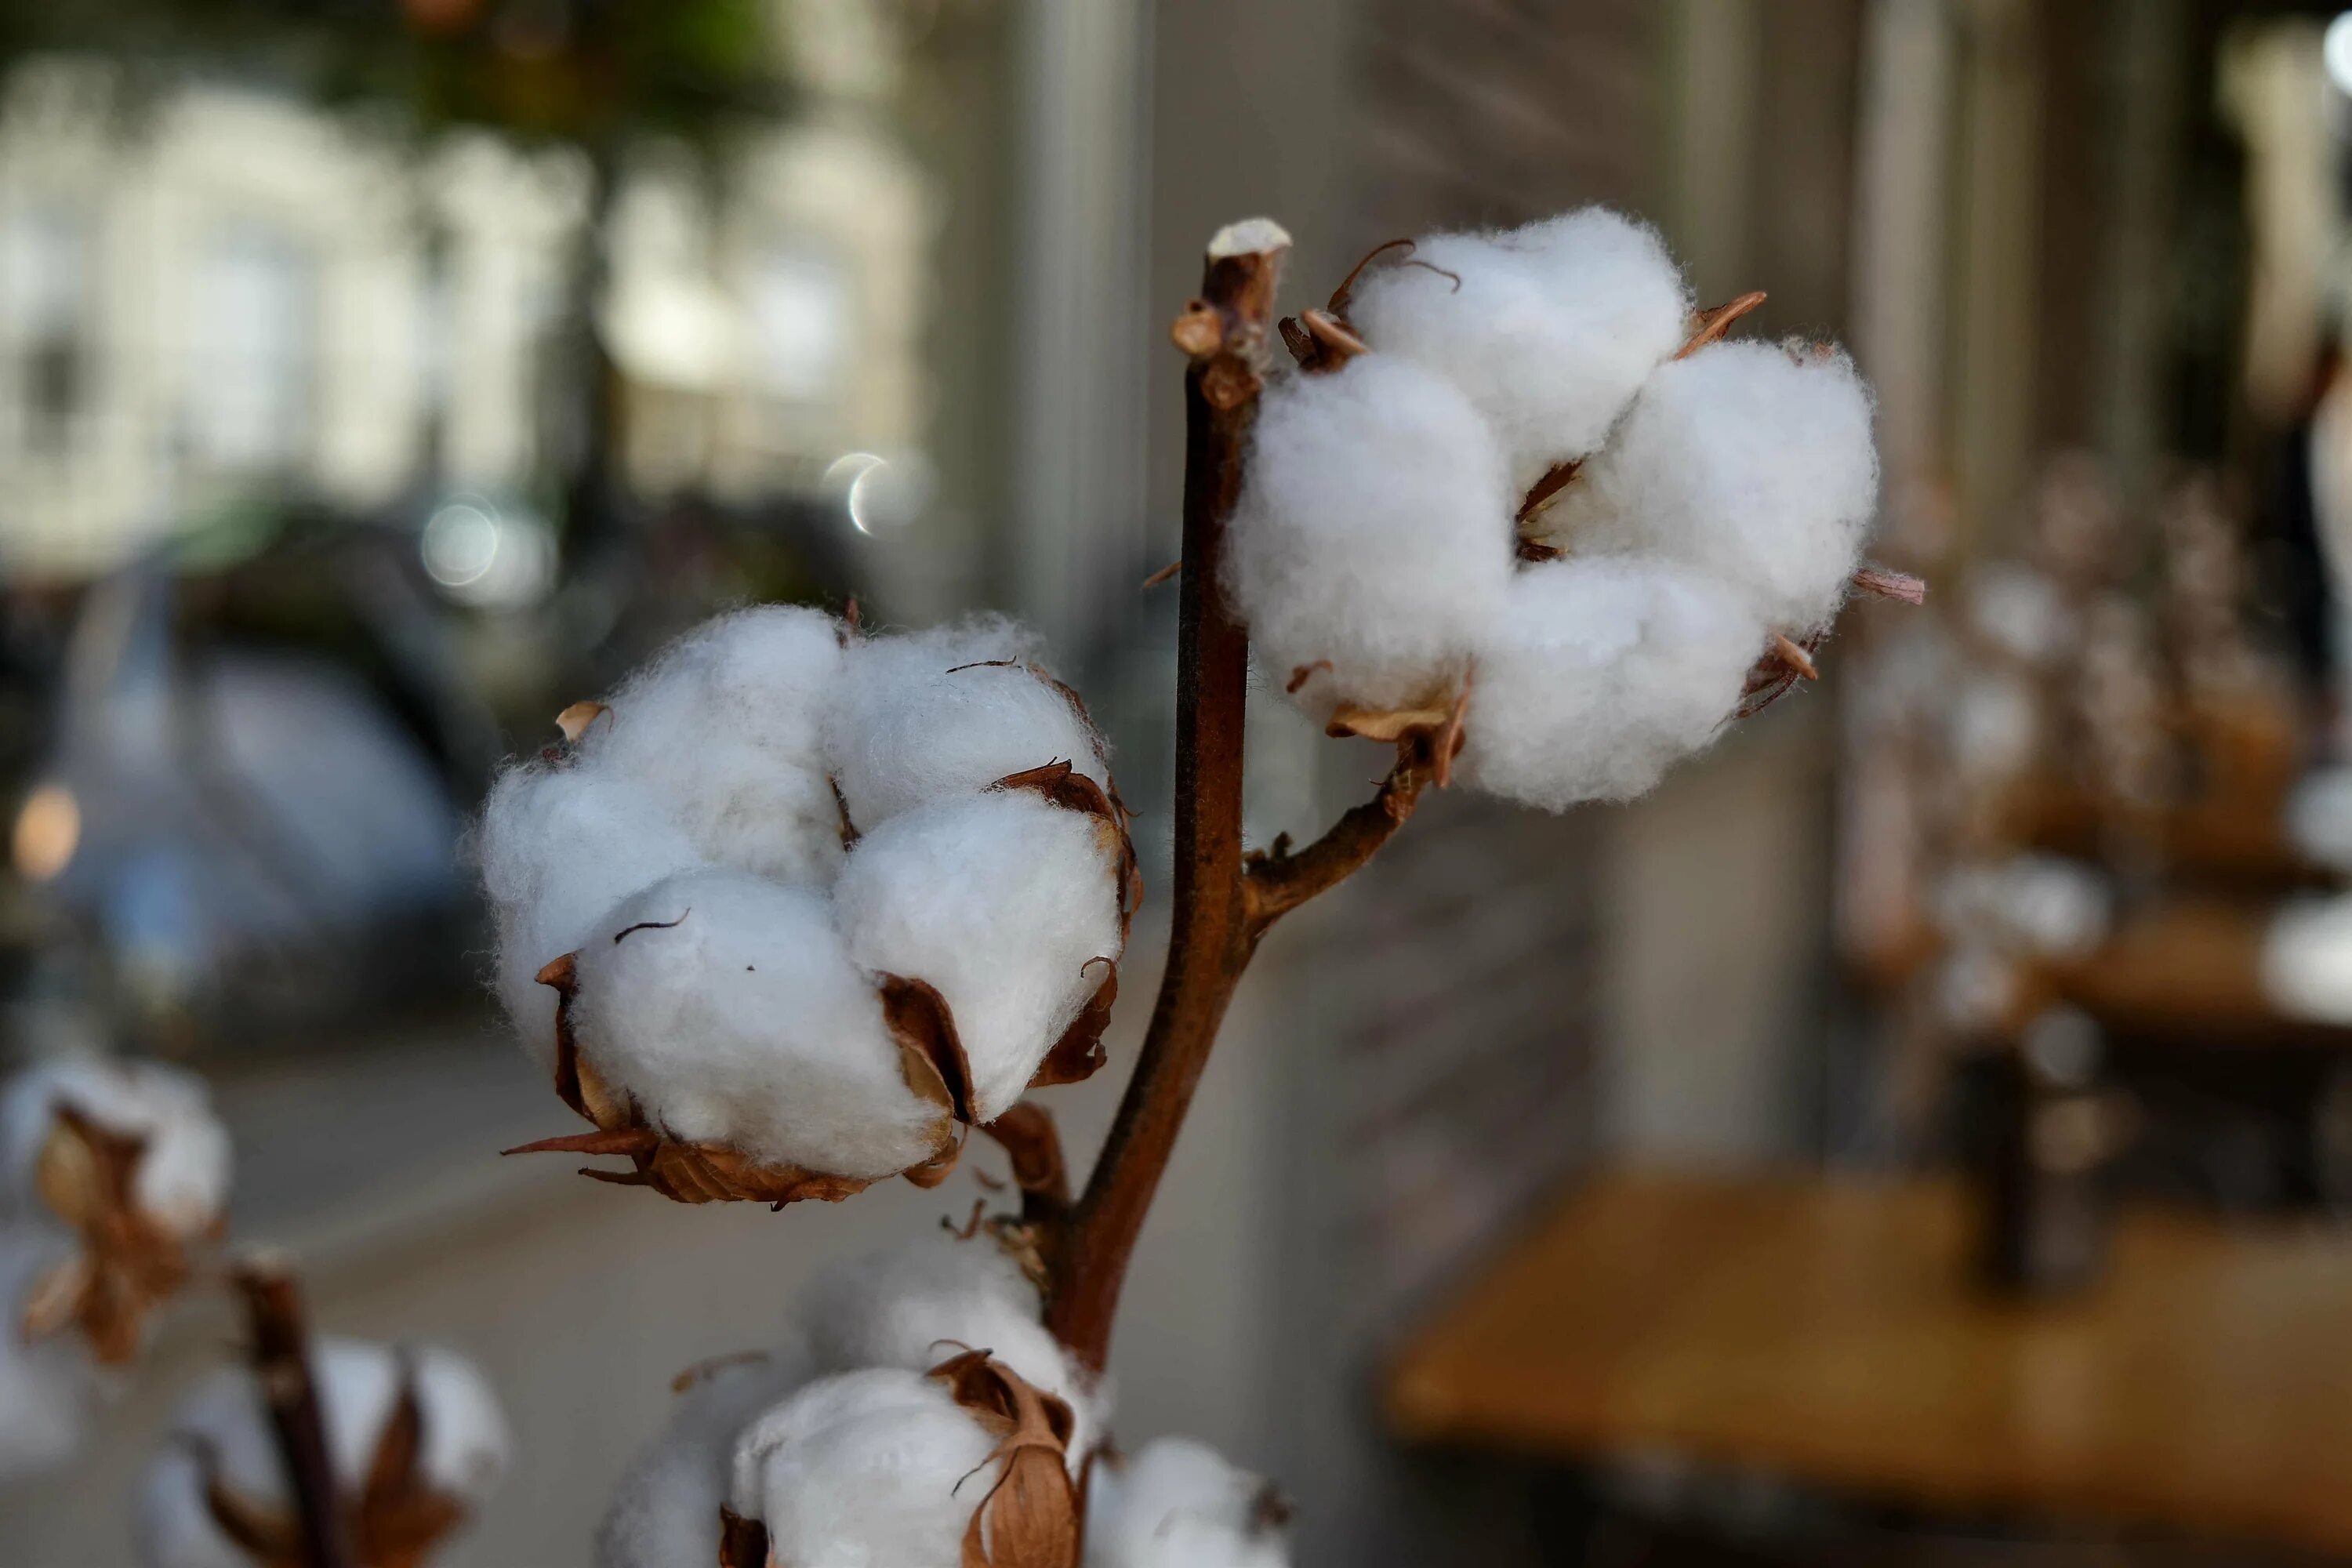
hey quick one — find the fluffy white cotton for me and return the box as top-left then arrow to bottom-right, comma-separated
730,1367 -> 996,1568
829,616 -> 1109,830
1228,354 -> 1512,714
1457,558 -> 1765,810
835,792 -> 1122,1122
570,869 -> 946,1179
575,607 -> 848,887
0,1232 -> 92,1481
477,763 -> 707,1061
800,1236 -> 1101,1464
1540,340 -> 1878,631
1087,1438 -> 1290,1568
138,1337 -> 508,1568
596,1344 -> 814,1568
1,1056 -> 230,1240
1347,208 -> 1691,488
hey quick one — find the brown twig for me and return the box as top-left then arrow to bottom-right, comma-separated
1676,292 -> 1769,359
1243,740 -> 1436,936
1140,561 -> 1182,590
1044,221 -> 1289,1372
232,1256 -> 353,1568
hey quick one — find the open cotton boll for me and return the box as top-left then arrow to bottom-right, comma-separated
731,1367 -> 997,1568
835,791 -> 1122,1123
1541,340 -> 1878,631
1227,354 -> 1512,713
1458,558 -> 1765,810
570,869 -> 947,1179
800,1236 -> 1102,1464
477,764 -> 707,1061
0,1233 -> 92,1481
1346,209 -> 1690,488
829,615 -> 1109,830
138,1337 -> 509,1568
595,1342 -> 814,1568
574,607 -> 848,887
0,1056 -> 230,1239
1087,1437 -> 1290,1568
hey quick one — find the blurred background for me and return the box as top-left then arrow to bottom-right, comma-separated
12,0 -> 2352,1563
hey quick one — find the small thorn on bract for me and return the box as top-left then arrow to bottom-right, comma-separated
554,702 -> 610,742
1853,564 -> 1928,604
1141,560 -> 1181,590
1773,633 -> 1820,681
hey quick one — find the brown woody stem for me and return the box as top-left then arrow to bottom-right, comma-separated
1244,742 -> 1433,935
233,1257 -> 352,1568
1044,222 -> 1289,1372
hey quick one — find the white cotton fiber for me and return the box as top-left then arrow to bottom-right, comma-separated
1087,1437 -> 1290,1568
0,1232 -> 92,1481
829,615 -> 1109,831
595,1342 -> 814,1568
1227,354 -> 1513,713
730,1367 -> 996,1568
0,1056 -> 230,1240
138,1337 -> 508,1568
574,607 -> 848,887
1540,340 -> 1878,631
570,869 -> 947,1179
477,763 -> 707,1062
834,792 -> 1122,1123
800,1236 -> 1101,1465
1458,558 -> 1765,810
1346,209 -> 1690,488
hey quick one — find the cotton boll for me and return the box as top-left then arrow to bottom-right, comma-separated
1459,558 -> 1766,810
1087,1438 -> 1290,1568
477,763 -> 707,1061
834,792 -> 1122,1122
800,1236 -> 1101,1464
829,615 -> 1110,829
570,869 -> 946,1180
595,1342 -> 814,1568
731,1367 -> 997,1568
139,1337 -> 508,1568
1347,209 -> 1690,488
1542,340 -> 1878,631
1227,354 -> 1513,713
0,1056 -> 230,1240
0,1233 -> 92,1481
575,607 -> 848,887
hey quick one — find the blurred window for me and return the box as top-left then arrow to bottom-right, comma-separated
187,221 -> 318,475
1,202 -> 93,456
748,243 -> 847,402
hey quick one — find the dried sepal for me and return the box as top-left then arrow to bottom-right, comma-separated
1852,563 -> 1929,604
1676,291 -> 1768,359
1029,958 -> 1117,1091
24,1105 -> 196,1365
925,1349 -> 1081,1568
1737,626 -> 1828,719
717,1506 -> 770,1568
554,701 -> 611,742
886,971 -> 978,1127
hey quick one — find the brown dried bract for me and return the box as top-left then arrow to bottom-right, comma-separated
1028,958 -> 1118,1091
1852,563 -> 1929,605
23,1105 -> 197,1366
718,1506 -> 770,1568
927,1349 -> 1081,1568
1676,292 -> 1768,360
1737,627 -> 1828,719
554,702 -> 611,742
191,1352 -> 470,1568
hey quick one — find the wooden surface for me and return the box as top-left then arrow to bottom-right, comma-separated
1388,1169 -> 2352,1554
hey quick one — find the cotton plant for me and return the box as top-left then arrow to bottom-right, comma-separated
136,1259 -> 510,1568
0,1054 -> 234,1479
478,608 -> 1136,1208
477,208 -> 1913,1567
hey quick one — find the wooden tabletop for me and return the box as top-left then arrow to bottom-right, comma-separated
1388,1169 -> 2352,1554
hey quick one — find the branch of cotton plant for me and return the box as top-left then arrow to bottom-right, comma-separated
230,1257 -> 354,1568
1243,735 -> 1438,937
1044,220 -> 1289,1374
